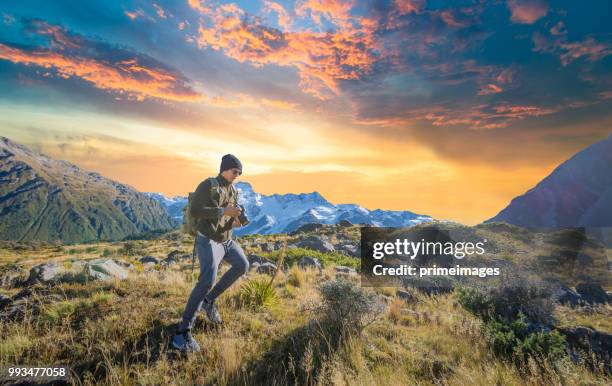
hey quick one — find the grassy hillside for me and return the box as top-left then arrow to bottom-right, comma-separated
0,226 -> 610,385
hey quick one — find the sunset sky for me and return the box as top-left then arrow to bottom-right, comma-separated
0,0 -> 610,224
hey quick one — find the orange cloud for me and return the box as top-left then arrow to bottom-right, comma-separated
190,0 -> 380,99
507,0 -> 548,24
0,44 -> 202,102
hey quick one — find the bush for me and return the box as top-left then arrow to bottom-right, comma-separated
457,286 -> 494,319
316,279 -> 384,337
457,273 -> 556,326
484,314 -> 566,365
239,278 -> 279,310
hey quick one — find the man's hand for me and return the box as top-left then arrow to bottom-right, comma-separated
223,204 -> 242,218
232,218 -> 242,228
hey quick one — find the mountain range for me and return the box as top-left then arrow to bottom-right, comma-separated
147,182 -> 434,235
0,137 -> 175,243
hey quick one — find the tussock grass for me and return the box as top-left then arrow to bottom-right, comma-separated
0,233 -> 609,385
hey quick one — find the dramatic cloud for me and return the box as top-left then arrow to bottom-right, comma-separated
0,20 -> 202,102
507,0 -> 548,24
190,1 -> 380,99
533,32 -> 611,66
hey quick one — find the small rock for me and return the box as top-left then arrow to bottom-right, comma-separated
298,256 -> 322,271
295,235 -> 335,253
248,254 -> 271,266
396,289 -> 415,302
256,262 -> 277,275
337,243 -> 359,257
139,256 -> 160,264
335,266 -> 357,275
259,243 -> 273,253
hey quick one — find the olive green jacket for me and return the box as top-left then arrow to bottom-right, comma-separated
190,174 -> 238,242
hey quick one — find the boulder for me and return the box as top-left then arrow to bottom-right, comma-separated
27,262 -> 63,284
295,235 -> 335,253
0,266 -> 27,288
298,256 -> 322,271
575,283 -> 610,304
248,254 -> 272,266
335,266 -> 357,275
139,256 -> 160,264
86,259 -> 129,281
256,262 -> 277,275
560,326 -> 612,373
337,243 -> 359,257
553,285 -> 583,306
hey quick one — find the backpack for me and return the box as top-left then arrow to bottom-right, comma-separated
182,178 -> 222,236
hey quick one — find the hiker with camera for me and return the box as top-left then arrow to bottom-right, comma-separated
173,154 -> 250,353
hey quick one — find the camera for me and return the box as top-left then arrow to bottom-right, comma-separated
236,204 -> 250,226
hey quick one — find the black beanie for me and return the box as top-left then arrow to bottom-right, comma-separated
220,154 -> 242,173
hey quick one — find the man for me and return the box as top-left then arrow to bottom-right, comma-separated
172,153 -> 249,353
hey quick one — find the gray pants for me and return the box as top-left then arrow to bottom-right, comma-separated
179,233 -> 249,331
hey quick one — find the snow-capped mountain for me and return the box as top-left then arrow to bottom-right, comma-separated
148,181 -> 433,235
144,193 -> 187,222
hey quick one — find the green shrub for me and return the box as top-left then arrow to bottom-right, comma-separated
484,314 -> 566,365
260,247 -> 359,269
239,278 -> 279,310
457,286 -> 494,320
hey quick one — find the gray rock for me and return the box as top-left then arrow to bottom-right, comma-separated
337,243 -> 359,257
560,326 -> 612,373
298,256 -> 322,271
87,259 -> 129,281
575,283 -> 610,304
259,242 -> 273,253
256,262 -> 277,275
0,266 -> 27,288
335,266 -> 357,275
396,289 -> 416,302
296,235 -> 335,253
248,254 -> 272,266
139,256 -> 160,264
554,285 -> 583,306
27,262 -> 63,284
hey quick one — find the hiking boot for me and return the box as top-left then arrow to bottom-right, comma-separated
202,298 -> 223,324
172,329 -> 200,353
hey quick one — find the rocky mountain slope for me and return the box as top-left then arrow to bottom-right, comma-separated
149,182 -> 433,235
487,134 -> 612,228
0,137 -> 175,243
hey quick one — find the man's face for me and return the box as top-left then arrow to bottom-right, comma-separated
221,167 -> 242,183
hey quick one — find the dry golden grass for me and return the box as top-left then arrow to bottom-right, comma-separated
0,234 -> 610,385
